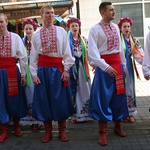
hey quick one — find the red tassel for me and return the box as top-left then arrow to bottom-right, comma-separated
64,81 -> 69,87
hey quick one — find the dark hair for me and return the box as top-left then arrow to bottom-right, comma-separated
99,2 -> 112,13
40,5 -> 53,14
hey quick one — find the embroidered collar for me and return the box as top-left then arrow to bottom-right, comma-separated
99,21 -> 119,51
0,32 -> 11,57
40,26 -> 57,54
100,20 -> 111,26
43,25 -> 54,30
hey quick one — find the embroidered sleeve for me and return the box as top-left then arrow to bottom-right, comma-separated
133,37 -> 144,65
142,32 -> 150,77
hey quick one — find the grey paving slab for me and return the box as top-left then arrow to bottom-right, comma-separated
0,64 -> 150,150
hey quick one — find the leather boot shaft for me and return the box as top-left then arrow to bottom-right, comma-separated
114,120 -> 126,137
41,121 -> 52,143
58,120 -> 68,142
99,121 -> 107,146
13,118 -> 22,136
0,124 -> 8,143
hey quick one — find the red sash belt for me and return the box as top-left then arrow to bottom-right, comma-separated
101,53 -> 125,95
38,54 -> 69,87
0,57 -> 19,96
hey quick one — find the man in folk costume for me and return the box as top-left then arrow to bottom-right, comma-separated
30,5 -> 75,143
88,2 -> 129,146
142,31 -> 150,79
0,13 -> 28,142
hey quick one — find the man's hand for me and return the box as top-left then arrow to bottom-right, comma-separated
124,70 -> 127,78
144,75 -> 150,80
33,76 -> 41,85
61,70 -> 70,81
21,77 -> 26,86
92,66 -> 96,73
106,67 -> 117,77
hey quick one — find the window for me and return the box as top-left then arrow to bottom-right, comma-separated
113,3 -> 143,37
101,0 -> 141,2
145,3 -> 150,17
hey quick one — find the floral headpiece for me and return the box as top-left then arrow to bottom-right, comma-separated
66,17 -> 81,29
22,19 -> 38,31
118,16 -> 133,29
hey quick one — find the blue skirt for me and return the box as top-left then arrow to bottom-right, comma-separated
0,67 -> 28,124
88,67 -> 129,122
32,66 -> 75,122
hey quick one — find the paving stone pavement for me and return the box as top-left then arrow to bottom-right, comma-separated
0,64 -> 150,150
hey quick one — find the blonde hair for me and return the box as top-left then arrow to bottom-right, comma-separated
40,5 -> 53,14
0,13 -> 8,21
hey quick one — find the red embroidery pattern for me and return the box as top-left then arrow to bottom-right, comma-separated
26,41 -> 31,56
40,26 -> 57,54
0,32 -> 11,57
73,38 -> 82,52
100,21 -> 119,51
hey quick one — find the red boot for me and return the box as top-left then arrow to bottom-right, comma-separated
13,118 -> 22,136
99,121 -> 107,146
0,124 -> 8,143
33,124 -> 40,130
41,121 -> 52,143
58,120 -> 68,142
114,120 -> 126,137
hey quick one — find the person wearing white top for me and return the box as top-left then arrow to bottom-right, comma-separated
0,13 -> 28,143
88,2 -> 128,146
30,5 -> 75,143
142,31 -> 150,80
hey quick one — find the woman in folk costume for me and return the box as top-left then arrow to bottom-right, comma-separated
20,19 -> 41,130
118,16 -> 144,123
0,13 -> 28,142
66,17 -> 91,123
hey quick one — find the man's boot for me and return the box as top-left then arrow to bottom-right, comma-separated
13,118 -> 22,136
99,121 -> 107,146
58,120 -> 68,142
0,124 -> 8,143
114,120 -> 126,137
41,121 -> 52,143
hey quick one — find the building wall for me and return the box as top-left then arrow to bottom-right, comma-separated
79,0 -> 102,38
78,0 -> 150,47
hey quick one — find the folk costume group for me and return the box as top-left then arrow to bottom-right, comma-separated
0,1 -> 149,147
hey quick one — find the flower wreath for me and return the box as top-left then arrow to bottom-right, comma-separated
66,17 -> 81,29
118,16 -> 133,29
22,19 -> 38,31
